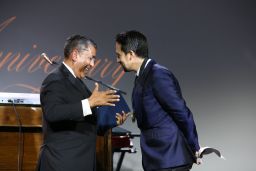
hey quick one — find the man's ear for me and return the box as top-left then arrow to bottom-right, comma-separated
128,50 -> 136,60
71,49 -> 78,62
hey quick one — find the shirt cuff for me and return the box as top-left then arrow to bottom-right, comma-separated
81,99 -> 92,116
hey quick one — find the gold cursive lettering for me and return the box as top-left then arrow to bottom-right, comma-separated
0,52 -> 12,70
0,16 -> 16,32
111,65 -> 125,86
1,83 -> 40,93
100,59 -> 113,78
0,16 -> 126,93
43,55 -> 62,74
7,53 -> 20,71
27,55 -> 42,73
16,53 -> 31,72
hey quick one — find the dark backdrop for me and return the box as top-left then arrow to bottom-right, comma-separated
1,1 -> 256,170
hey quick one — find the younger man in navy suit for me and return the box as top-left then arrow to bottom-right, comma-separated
115,31 -> 201,171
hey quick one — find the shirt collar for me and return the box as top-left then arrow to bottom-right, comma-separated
63,62 -> 76,78
136,58 -> 151,76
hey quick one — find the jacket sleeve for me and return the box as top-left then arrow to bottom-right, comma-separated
40,78 -> 84,122
152,66 -> 200,152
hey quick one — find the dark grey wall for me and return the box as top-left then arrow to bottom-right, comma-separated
1,1 -> 256,170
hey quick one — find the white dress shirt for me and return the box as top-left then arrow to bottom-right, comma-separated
63,62 -> 92,116
136,58 -> 151,76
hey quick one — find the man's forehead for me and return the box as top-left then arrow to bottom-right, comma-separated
115,44 -> 122,52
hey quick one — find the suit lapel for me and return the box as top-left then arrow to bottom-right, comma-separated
137,59 -> 156,85
59,64 -> 90,98
77,78 -> 92,96
132,59 -> 156,126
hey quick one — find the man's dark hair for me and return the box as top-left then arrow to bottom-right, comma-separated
64,34 -> 97,59
115,30 -> 148,58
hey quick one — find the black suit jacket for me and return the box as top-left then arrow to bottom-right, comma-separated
37,64 -> 98,171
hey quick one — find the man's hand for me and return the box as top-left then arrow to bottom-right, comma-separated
88,83 -> 120,108
116,111 -> 130,125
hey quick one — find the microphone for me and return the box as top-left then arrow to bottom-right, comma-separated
41,53 -> 53,65
41,53 -> 126,94
41,53 -> 58,65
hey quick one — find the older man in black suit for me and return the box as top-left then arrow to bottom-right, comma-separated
37,35 -> 125,171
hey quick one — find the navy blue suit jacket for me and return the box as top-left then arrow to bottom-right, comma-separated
132,59 -> 200,171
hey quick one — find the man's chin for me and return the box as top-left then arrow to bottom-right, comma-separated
122,66 -> 131,72
82,69 -> 90,76
79,72 -> 87,79
123,69 -> 131,72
